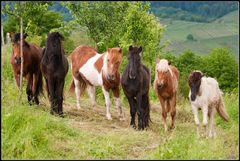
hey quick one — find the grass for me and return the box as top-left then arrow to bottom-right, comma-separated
161,10 -> 239,59
1,35 -> 239,159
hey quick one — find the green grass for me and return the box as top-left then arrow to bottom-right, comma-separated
161,10 -> 239,59
1,36 -> 239,159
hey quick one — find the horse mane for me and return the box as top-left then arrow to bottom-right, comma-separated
45,32 -> 64,56
157,59 -> 173,77
12,33 -> 30,48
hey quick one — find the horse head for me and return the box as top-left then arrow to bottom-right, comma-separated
127,45 -> 142,80
104,47 -> 122,81
155,58 -> 173,90
10,33 -> 29,64
188,70 -> 204,101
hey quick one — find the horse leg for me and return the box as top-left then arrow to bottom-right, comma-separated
170,94 -> 177,130
202,105 -> 208,137
25,74 -> 33,105
191,104 -> 200,138
136,93 -> 144,130
127,97 -> 137,128
86,85 -> 96,109
56,79 -> 64,117
208,107 -> 216,138
141,93 -> 150,129
102,86 -> 112,120
73,77 -> 81,109
159,96 -> 167,132
45,78 -> 50,98
112,87 -> 124,120
32,73 -> 39,105
48,77 -> 57,115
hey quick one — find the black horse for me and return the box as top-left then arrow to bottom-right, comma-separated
121,45 -> 151,130
41,32 -> 69,117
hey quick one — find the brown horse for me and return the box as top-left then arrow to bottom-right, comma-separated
69,45 -> 124,120
10,33 -> 43,104
41,32 -> 69,117
153,58 -> 179,132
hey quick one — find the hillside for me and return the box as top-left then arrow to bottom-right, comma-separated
161,11 -> 239,60
150,1 -> 238,22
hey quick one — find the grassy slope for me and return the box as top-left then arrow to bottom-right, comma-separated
1,44 -> 239,159
161,11 -> 239,59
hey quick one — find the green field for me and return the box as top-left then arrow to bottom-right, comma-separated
1,43 -> 239,159
161,11 -> 239,59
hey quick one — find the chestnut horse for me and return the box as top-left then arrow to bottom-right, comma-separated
69,45 -> 124,120
41,32 -> 69,116
153,58 -> 179,132
188,71 -> 229,138
121,46 -> 151,130
10,33 -> 43,105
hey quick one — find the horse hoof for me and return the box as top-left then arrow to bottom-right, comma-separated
130,124 -> 136,129
106,116 -> 112,120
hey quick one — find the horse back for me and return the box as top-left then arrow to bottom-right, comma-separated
70,45 -> 98,72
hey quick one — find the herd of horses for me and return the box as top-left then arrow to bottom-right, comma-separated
9,32 -> 229,138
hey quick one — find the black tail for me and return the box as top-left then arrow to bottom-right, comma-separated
35,70 -> 43,97
142,93 -> 151,128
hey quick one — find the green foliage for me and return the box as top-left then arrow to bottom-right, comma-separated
201,48 -> 238,90
2,2 -> 64,46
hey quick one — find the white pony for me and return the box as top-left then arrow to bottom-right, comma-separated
188,70 -> 229,138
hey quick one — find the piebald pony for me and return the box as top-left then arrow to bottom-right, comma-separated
188,71 -> 229,138
69,45 -> 124,120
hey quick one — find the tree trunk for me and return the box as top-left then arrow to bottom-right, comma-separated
20,16 -> 24,92
1,24 -> 4,46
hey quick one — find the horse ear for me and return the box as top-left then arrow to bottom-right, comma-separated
118,48 -> 122,53
168,60 -> 171,65
23,33 -> 28,39
129,45 -> 133,51
138,46 -> 142,53
10,32 -> 15,42
107,48 -> 111,53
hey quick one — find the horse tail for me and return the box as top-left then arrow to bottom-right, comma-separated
69,80 -> 75,93
216,94 -> 229,121
143,94 -> 151,127
36,70 -> 43,96
68,74 -> 87,95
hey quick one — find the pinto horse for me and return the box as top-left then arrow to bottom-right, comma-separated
41,32 -> 69,116
10,33 -> 43,104
153,58 -> 179,132
69,45 -> 124,120
188,71 -> 229,138
121,46 -> 151,130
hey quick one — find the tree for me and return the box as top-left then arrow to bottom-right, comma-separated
65,1 -> 166,80
2,2 -> 64,46
202,48 -> 238,90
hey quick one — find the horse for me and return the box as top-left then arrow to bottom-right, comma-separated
41,32 -> 69,117
188,70 -> 229,138
153,58 -> 179,132
10,32 -> 43,105
69,45 -> 124,120
121,45 -> 151,130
